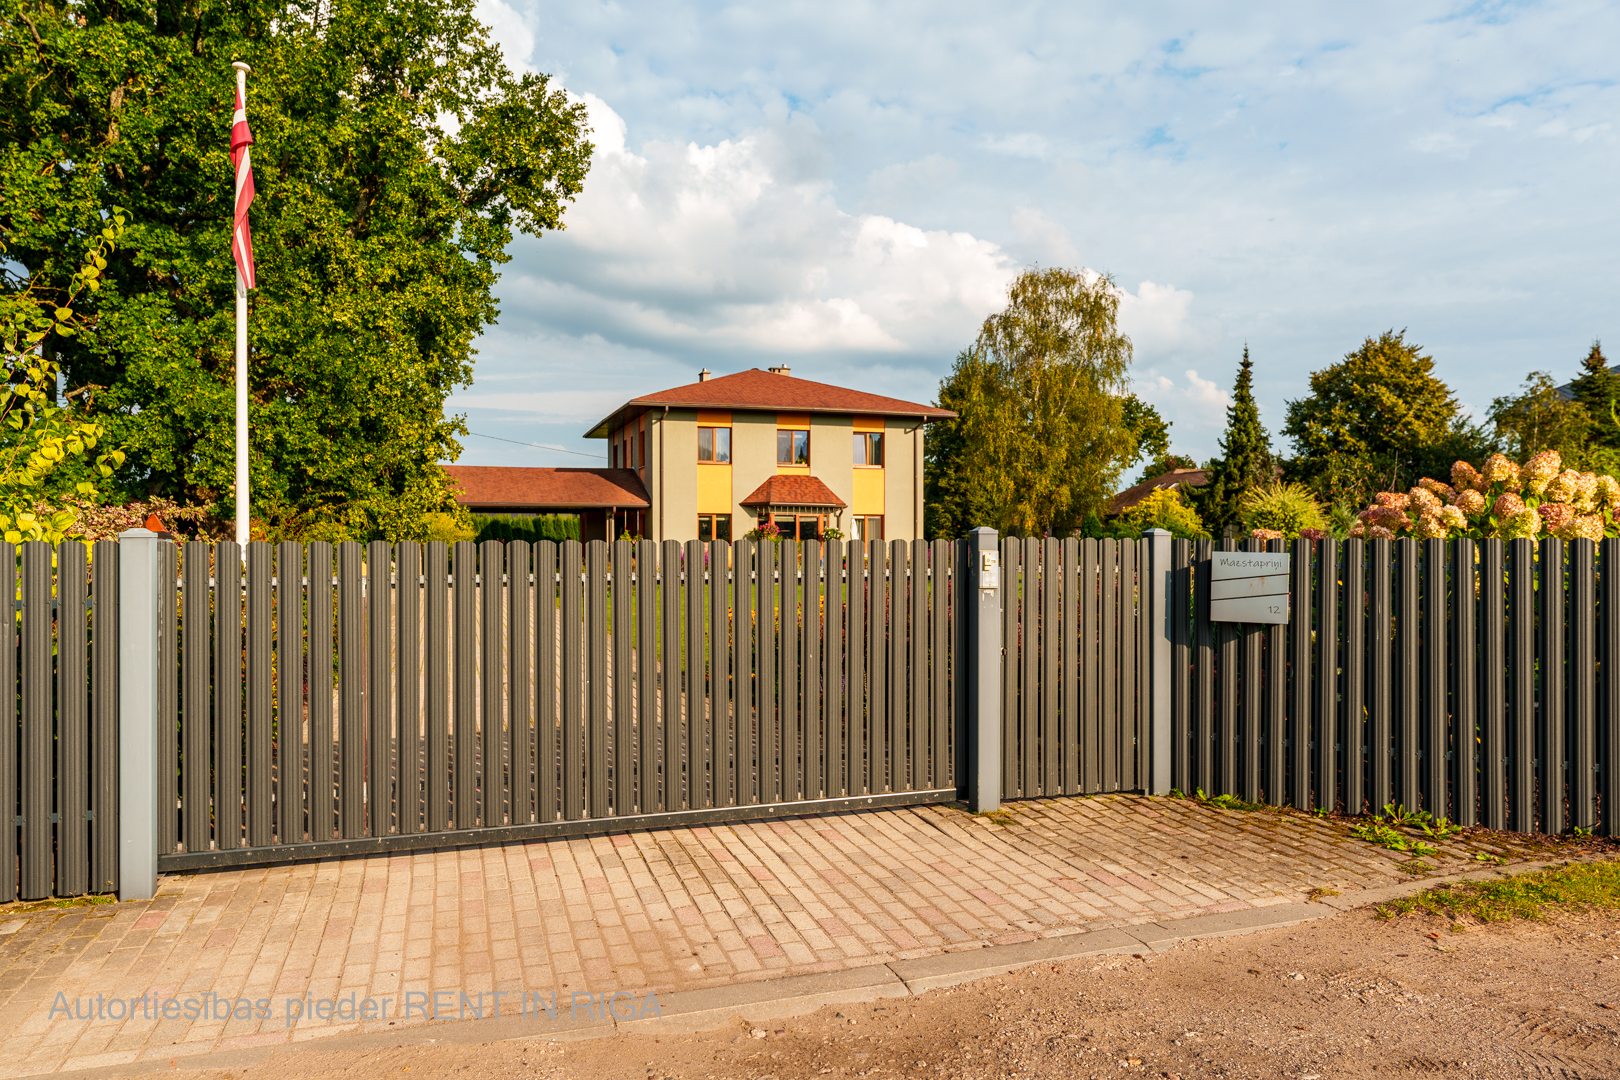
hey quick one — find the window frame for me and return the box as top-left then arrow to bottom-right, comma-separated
853,431 -> 884,467
698,425 -> 732,463
698,514 -> 731,542
776,428 -> 810,465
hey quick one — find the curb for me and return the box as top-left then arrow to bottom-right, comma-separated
13,856 -> 1597,1080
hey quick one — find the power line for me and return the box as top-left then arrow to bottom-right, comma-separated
466,431 -> 605,460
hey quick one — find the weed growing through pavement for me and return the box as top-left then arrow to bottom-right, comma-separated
1350,819 -> 1441,857
1376,860 -> 1620,922
1193,788 -> 1265,812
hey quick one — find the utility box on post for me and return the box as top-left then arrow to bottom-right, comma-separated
1209,550 -> 1291,624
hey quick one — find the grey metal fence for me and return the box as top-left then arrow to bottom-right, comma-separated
998,537 -> 1149,800
1174,537 -> 1620,834
143,537 -> 966,872
0,541 -> 121,903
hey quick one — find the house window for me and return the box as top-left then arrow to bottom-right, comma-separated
698,426 -> 732,462
698,514 -> 731,543
852,515 -> 884,542
777,429 -> 810,465
853,431 -> 884,467
769,513 -> 821,541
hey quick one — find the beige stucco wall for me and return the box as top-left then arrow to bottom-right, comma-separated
730,411 -> 777,531
652,409 -> 697,545
880,417 -> 921,540
811,413 -> 854,532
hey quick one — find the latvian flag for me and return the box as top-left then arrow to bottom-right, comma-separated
231,86 -> 257,290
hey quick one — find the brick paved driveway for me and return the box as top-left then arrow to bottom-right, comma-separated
0,794 -> 1526,1076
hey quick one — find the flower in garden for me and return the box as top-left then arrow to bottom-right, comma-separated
1368,525 -> 1395,541
1493,493 -> 1526,519
1418,477 -> 1457,502
1250,528 -> 1284,541
1482,453 -> 1522,487
1409,487 -> 1443,513
1599,475 -> 1620,510
1452,460 -> 1483,491
1523,450 -> 1562,495
1455,489 -> 1486,515
1375,491 -> 1411,510
1537,502 -> 1575,532
1299,527 -> 1331,541
1501,508 -> 1543,539
1544,468 -> 1580,503
1573,472 -> 1600,512
1439,505 -> 1468,532
1568,514 -> 1605,542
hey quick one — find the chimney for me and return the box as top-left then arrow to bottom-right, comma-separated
768,365 -> 792,376
698,368 -> 711,382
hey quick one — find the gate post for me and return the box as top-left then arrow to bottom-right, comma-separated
967,527 -> 1002,812
118,528 -> 161,900
1145,528 -> 1173,795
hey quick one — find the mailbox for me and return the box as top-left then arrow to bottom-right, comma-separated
978,550 -> 1000,590
1209,551 -> 1291,624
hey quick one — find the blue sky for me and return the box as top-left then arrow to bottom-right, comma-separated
454,0 -> 1619,471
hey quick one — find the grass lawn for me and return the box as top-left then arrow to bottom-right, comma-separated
1377,859 -> 1620,923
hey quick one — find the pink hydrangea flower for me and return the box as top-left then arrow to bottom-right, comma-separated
1566,514 -> 1605,542
1374,491 -> 1411,510
1418,477 -> 1457,502
1573,472 -> 1600,512
1250,528 -> 1284,541
1493,493 -> 1526,519
1538,503 -> 1575,531
1455,489 -> 1486,515
1599,476 -> 1620,510
1452,460 -> 1482,492
1367,525 -> 1395,541
1409,487 -> 1443,513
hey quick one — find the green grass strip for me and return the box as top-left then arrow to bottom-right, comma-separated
1376,860 -> 1620,923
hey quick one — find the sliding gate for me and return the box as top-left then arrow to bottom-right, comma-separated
155,537 -> 967,871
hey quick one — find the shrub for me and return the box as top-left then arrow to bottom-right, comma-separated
424,513 -> 476,545
471,513 -> 579,545
1241,482 -> 1327,539
1351,450 -> 1620,541
1114,488 -> 1207,539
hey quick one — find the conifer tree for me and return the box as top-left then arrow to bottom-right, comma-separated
1195,346 -> 1274,536
1568,341 -> 1620,449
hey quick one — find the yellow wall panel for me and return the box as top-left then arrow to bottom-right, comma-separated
853,468 -> 885,515
697,463 -> 732,513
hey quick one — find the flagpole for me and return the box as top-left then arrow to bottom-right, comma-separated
232,61 -> 251,548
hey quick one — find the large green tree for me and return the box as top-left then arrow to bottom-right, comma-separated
925,267 -> 1153,538
1194,345 -> 1273,537
1,0 -> 591,539
1282,329 -> 1491,509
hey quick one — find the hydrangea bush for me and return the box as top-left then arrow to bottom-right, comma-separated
1348,450 -> 1618,542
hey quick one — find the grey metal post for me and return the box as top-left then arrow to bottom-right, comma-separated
118,528 -> 160,900
1145,528 -> 1173,795
967,527 -> 1002,812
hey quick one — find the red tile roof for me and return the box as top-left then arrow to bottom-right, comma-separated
1106,468 -> 1210,516
443,466 -> 650,510
739,474 -> 848,509
586,368 -> 955,437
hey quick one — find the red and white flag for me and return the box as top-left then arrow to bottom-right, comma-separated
230,86 -> 256,290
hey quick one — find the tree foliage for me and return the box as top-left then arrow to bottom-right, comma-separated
925,267 -> 1149,538
1194,345 -> 1273,537
0,219 -> 126,542
1568,341 -> 1620,449
1488,371 -> 1592,465
1283,329 -> 1491,510
0,0 -> 591,540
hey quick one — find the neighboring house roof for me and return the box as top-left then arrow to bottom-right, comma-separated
586,368 -> 956,438
739,474 -> 848,509
443,466 -> 650,510
1106,468 -> 1210,516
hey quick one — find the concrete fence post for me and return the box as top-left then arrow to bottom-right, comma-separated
118,528 -> 160,900
1145,528 -> 1173,796
967,527 -> 1002,812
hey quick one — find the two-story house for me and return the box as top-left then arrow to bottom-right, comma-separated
444,367 -> 955,544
